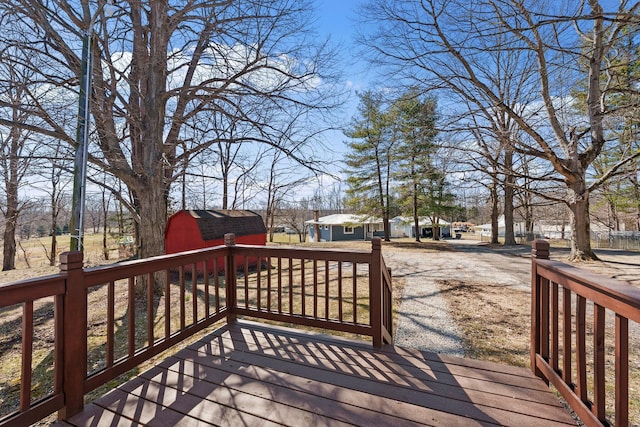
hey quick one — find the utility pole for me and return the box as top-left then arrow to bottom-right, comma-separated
70,31 -> 93,252
69,0 -> 113,251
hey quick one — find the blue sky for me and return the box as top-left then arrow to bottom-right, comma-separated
313,0 -> 371,160
316,0 -> 360,45
315,0 -> 372,97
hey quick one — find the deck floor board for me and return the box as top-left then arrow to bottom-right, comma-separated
63,320 -> 577,427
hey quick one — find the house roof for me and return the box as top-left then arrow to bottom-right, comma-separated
305,214 -> 382,226
184,209 -> 266,241
391,216 -> 450,227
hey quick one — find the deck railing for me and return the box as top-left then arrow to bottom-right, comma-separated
531,240 -> 640,427
0,235 -> 392,426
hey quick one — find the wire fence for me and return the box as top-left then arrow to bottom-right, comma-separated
479,231 -> 640,252
592,231 -> 640,251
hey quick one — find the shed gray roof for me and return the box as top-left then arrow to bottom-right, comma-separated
188,209 -> 266,241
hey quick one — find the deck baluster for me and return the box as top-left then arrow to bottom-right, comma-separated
224,233 -> 237,322
20,301 -> 33,411
615,314 -> 629,426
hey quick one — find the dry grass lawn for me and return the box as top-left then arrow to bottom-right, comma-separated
1,235 -> 638,425
437,275 -> 640,426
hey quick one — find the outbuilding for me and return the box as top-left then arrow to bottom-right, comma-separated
165,209 -> 266,272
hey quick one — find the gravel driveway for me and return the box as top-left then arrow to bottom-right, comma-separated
381,248 -> 466,356
383,238 -> 640,355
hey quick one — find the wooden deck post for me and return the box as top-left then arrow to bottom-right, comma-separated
58,251 -> 87,419
531,240 -> 549,380
370,237 -> 383,348
225,233 -> 237,323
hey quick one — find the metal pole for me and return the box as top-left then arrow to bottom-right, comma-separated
70,31 -> 93,252
69,0 -> 114,252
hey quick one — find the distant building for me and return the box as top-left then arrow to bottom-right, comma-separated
305,214 -> 383,242
475,215 -> 570,240
390,216 -> 451,238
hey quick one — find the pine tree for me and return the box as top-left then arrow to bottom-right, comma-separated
390,90 -> 439,241
343,91 -> 395,240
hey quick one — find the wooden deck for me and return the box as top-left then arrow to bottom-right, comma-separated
55,320 -> 576,427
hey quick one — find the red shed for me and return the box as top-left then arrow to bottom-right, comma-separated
165,209 -> 266,272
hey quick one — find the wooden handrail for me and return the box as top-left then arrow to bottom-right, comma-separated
0,235 -> 392,425
0,275 -> 66,426
531,240 -> 638,427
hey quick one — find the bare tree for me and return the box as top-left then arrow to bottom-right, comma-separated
360,0 -> 640,260
0,0 -> 343,287
47,145 -> 71,266
263,148 -> 314,242
0,66 -> 36,270
85,194 -> 103,234
278,198 -> 313,243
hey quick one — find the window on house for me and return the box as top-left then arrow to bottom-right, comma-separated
344,226 -> 354,234
324,225 -> 329,230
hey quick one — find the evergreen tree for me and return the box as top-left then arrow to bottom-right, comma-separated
422,170 -> 457,240
391,90 -> 438,241
343,91 -> 394,240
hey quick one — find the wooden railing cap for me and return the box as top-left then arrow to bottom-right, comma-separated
224,233 -> 236,246
371,237 -> 381,250
59,251 -> 84,271
531,240 -> 550,259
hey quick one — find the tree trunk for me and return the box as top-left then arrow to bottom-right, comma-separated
607,196 -> 619,232
413,183 -> 420,242
49,188 -> 57,267
102,221 -> 109,260
432,216 -> 441,241
523,197 -> 534,240
222,172 -> 228,210
632,161 -> 640,231
2,206 -> 17,271
313,210 -> 320,243
490,177 -> 499,244
503,149 -> 516,245
2,121 -> 21,271
102,190 -> 109,261
50,228 -> 57,267
137,187 -> 167,259
134,182 -> 168,295
382,213 -> 390,242
567,180 -> 597,261
269,209 -> 276,243
181,166 -> 186,210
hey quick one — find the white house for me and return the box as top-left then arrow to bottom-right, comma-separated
475,215 -> 571,240
390,216 -> 451,239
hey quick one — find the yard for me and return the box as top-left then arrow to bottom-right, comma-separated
1,234 -> 639,425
